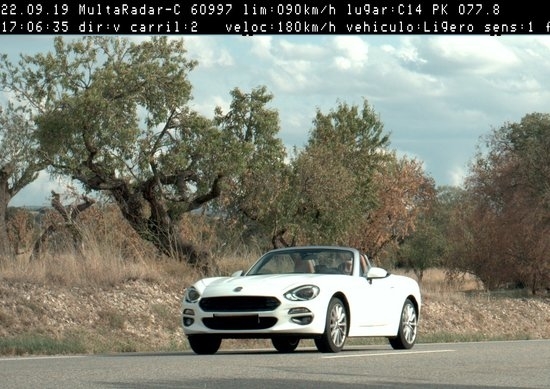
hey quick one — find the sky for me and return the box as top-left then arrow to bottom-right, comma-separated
4,35 -> 550,206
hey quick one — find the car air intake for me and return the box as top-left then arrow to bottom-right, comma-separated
199,296 -> 281,312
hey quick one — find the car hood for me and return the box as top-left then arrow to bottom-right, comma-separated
195,274 -> 320,297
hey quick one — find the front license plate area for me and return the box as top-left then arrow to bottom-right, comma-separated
203,315 -> 277,330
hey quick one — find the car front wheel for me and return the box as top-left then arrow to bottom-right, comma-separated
188,335 -> 222,355
271,336 -> 300,353
314,297 -> 347,353
388,298 -> 418,349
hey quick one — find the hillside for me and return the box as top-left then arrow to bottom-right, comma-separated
1,278 -> 549,355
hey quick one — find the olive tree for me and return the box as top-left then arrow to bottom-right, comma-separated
6,36 -> 283,263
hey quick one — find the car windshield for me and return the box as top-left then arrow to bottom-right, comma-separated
246,248 -> 355,276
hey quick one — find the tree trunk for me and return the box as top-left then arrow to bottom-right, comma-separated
30,224 -> 56,261
109,183 -> 209,268
0,176 -> 13,259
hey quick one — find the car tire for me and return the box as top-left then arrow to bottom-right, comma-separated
271,336 -> 300,353
388,298 -> 418,350
188,335 -> 222,355
314,297 -> 347,353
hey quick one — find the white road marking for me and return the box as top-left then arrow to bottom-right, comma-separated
0,355 -> 86,362
322,349 -> 455,359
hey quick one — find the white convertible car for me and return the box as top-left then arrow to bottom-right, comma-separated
181,246 -> 421,354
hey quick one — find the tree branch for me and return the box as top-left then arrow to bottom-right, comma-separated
186,174 -> 224,212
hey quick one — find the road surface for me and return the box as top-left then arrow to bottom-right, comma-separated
1,340 -> 548,388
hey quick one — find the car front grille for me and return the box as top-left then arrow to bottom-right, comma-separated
203,315 -> 278,330
199,296 -> 281,312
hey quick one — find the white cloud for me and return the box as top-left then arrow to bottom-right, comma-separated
429,36 -> 520,75
268,59 -> 314,92
278,39 -> 326,59
244,38 -> 329,93
189,95 -> 230,118
383,37 -> 427,65
332,36 -> 369,70
184,36 -> 234,67
249,36 -> 274,59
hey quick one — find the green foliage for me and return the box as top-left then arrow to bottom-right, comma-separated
308,99 -> 390,151
269,99 -> 395,247
307,99 -> 390,205
287,144 -> 362,245
212,86 -> 289,243
29,36 -> 196,185
0,334 -> 86,356
400,186 -> 464,268
215,86 -> 287,189
397,213 -> 446,281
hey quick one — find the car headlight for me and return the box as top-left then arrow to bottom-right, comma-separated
284,285 -> 320,301
184,286 -> 201,303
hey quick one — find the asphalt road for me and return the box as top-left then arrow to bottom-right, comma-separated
1,340 -> 549,388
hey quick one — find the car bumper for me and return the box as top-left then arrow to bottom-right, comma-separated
181,299 -> 328,337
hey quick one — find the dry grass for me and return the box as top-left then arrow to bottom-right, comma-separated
2,252 -> 163,288
0,242 -> 533,285
392,268 -> 482,294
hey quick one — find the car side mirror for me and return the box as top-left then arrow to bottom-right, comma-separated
366,267 -> 388,279
231,270 -> 244,277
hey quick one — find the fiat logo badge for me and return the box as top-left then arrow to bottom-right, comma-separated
233,286 -> 243,292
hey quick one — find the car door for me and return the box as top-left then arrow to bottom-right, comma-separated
346,270 -> 397,336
